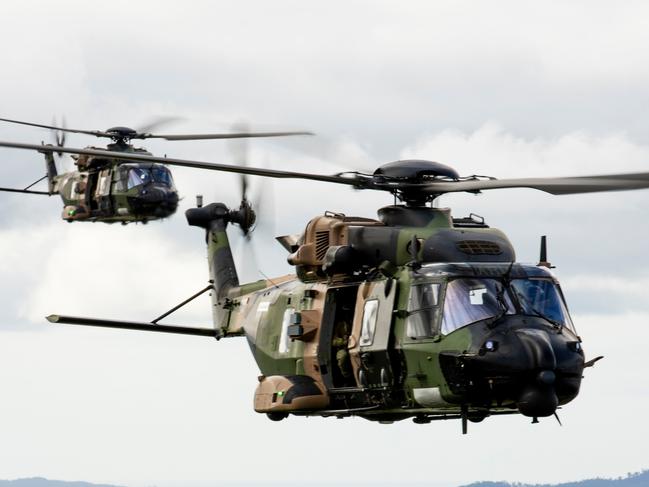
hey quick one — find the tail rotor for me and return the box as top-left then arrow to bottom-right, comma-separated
51,116 -> 67,158
228,121 -> 256,238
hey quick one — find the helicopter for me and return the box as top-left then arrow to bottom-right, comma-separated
4,140 -> 649,433
0,117 -> 311,224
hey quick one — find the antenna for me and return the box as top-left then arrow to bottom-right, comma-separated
537,235 -> 555,268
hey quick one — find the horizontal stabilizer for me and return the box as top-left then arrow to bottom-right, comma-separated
46,314 -> 216,337
0,186 -> 50,195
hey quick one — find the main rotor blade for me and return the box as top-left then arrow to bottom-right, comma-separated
144,130 -> 314,141
135,116 -> 183,134
0,117 -> 108,138
422,173 -> 649,195
0,140 -> 364,187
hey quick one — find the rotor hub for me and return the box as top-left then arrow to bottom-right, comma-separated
229,200 -> 257,235
105,126 -> 138,142
373,159 -> 460,206
373,159 -> 459,180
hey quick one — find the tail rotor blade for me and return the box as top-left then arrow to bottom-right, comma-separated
252,173 -> 276,239
51,116 -> 67,158
228,121 -> 250,203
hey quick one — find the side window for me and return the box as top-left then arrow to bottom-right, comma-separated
97,171 -> 111,196
406,283 -> 441,339
114,167 -> 128,192
278,308 -> 294,354
360,299 -> 379,346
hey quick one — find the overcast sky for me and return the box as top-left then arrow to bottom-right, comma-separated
1,1 -> 649,486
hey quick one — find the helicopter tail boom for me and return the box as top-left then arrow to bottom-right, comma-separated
186,202 -> 241,333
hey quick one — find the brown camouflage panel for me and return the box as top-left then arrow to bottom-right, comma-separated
254,375 -> 328,413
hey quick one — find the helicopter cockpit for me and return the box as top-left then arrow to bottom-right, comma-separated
121,164 -> 176,190
110,163 -> 179,219
406,263 -> 575,339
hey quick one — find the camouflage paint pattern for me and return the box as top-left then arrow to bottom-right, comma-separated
199,205 -> 586,425
44,146 -> 179,223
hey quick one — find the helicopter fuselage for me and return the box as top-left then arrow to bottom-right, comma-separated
188,204 -> 586,427
47,200 -> 591,432
49,146 -> 179,223
225,263 -> 583,425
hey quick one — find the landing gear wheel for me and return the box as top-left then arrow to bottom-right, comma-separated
267,412 -> 288,422
468,413 -> 486,423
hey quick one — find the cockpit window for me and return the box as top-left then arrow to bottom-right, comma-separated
151,167 -> 174,187
126,166 -> 175,190
510,279 -> 574,331
441,278 -> 514,335
127,168 -> 152,189
407,283 -> 441,339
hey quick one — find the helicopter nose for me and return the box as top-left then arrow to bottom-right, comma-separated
515,328 -> 557,371
497,327 -> 560,417
517,369 -> 559,418
447,319 -> 584,418
470,327 -> 557,372
139,186 -> 179,216
511,328 -> 567,417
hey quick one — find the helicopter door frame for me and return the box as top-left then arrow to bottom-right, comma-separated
349,279 -> 397,390
95,168 -> 113,215
317,284 -> 360,391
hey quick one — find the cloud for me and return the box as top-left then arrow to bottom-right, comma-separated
2,2 -> 649,486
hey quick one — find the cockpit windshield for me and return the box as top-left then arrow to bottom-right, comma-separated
510,278 -> 574,330
406,274 -> 575,337
441,278 -> 515,335
151,167 -> 173,186
127,168 -> 151,188
126,166 -> 175,189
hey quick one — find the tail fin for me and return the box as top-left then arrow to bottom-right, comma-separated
41,149 -> 58,194
186,203 -> 240,333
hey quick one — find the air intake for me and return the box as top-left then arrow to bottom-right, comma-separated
315,231 -> 329,261
457,240 -> 502,255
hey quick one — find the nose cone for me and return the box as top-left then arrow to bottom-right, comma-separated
517,370 -> 558,417
442,317 -> 584,417
134,186 -> 179,218
477,327 -> 558,372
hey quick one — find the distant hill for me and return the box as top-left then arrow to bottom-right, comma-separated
461,470 -> 649,487
0,479 -> 124,487
2,472 -> 647,487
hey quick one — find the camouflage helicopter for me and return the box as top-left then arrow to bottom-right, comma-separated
0,117 -> 310,223
5,140 -> 649,432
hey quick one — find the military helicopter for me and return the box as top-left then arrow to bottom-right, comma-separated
5,139 -> 649,432
0,117 -> 311,223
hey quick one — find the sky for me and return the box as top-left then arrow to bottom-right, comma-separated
1,1 -> 649,486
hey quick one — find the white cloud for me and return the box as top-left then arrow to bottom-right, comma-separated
2,2 -> 649,486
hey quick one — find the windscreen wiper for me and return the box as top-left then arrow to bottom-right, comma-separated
512,290 -> 563,330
